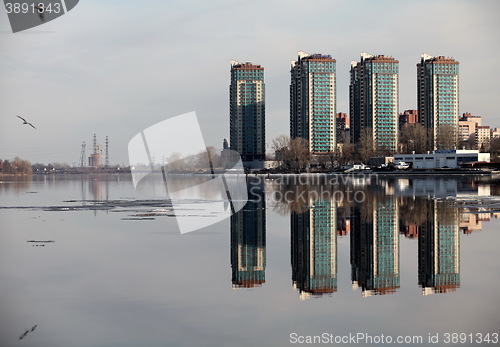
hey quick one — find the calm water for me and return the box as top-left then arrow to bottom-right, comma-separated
1,174 -> 499,347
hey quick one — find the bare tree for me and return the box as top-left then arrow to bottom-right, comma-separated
490,137 -> 500,161
458,133 -> 476,150
435,124 -> 458,151
289,137 -> 310,171
358,128 -> 375,163
399,123 -> 428,153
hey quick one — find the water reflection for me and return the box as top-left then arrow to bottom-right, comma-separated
230,179 -> 266,288
351,196 -> 400,297
234,175 -> 500,298
291,198 -> 337,299
418,200 -> 460,295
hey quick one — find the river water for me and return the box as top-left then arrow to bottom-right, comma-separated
0,173 -> 499,347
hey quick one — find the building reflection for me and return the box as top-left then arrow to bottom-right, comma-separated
230,181 -> 266,288
418,200 -> 460,295
351,196 -> 400,297
291,197 -> 337,299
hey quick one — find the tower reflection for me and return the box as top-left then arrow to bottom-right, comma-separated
351,196 -> 400,296
291,197 -> 337,299
418,200 -> 460,294
230,180 -> 266,288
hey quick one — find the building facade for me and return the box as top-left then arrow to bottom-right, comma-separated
336,112 -> 350,143
476,126 -> 491,151
417,54 -> 459,151
230,61 -> 265,162
350,53 -> 399,152
393,150 -> 490,169
290,51 -> 337,154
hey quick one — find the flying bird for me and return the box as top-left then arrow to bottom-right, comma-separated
17,115 -> 36,129
31,4 -> 46,21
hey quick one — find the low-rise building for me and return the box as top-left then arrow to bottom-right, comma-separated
393,150 -> 490,169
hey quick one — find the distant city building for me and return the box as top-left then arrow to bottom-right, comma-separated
231,183 -> 266,288
399,109 -> 419,129
290,51 -> 337,153
351,197 -> 400,296
418,54 -> 459,150
476,125 -> 491,151
291,198 -> 337,299
230,61 -> 265,162
223,138 -> 229,150
350,53 -> 399,152
491,128 -> 500,138
458,112 -> 482,142
336,112 -> 350,143
419,200 -> 460,295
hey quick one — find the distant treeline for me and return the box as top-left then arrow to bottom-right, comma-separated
0,157 -> 33,175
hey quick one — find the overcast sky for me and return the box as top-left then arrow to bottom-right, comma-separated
1,0 -> 499,165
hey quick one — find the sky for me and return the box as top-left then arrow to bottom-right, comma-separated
1,0 -> 499,165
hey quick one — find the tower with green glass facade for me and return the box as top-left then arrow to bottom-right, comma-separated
417,54 -> 459,151
350,53 -> 399,152
290,51 -> 337,153
230,61 -> 265,162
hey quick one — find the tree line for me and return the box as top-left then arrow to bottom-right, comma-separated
272,123 -> 500,171
0,157 -> 33,175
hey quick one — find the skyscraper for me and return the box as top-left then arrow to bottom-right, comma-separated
230,61 -> 265,162
290,51 -> 337,153
417,54 -> 459,151
350,53 -> 399,152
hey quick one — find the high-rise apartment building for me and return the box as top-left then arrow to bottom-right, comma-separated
290,51 -> 336,153
230,61 -> 265,162
350,53 -> 399,152
417,54 -> 459,151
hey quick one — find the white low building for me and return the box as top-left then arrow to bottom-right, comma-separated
393,150 -> 490,169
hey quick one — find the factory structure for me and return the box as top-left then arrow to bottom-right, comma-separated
80,134 -> 109,169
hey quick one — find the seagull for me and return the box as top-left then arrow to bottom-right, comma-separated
34,4 -> 45,20
17,115 -> 36,129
